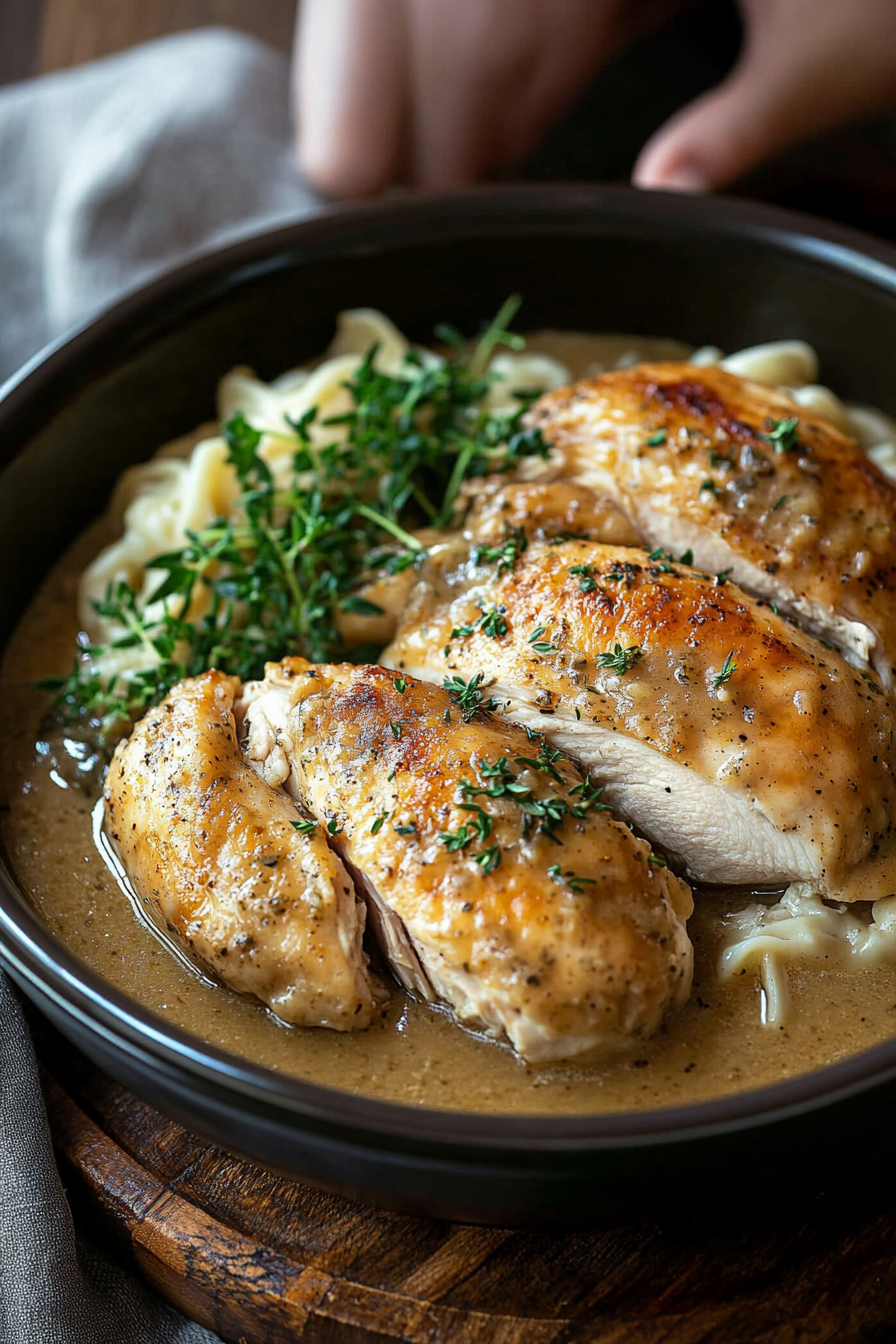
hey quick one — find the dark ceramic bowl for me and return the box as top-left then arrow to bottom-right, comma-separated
4,185 -> 896,1227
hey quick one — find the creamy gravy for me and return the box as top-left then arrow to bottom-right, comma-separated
3,331 -> 896,1116
5,521 -> 896,1115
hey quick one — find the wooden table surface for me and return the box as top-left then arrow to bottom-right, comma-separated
0,0 -> 296,88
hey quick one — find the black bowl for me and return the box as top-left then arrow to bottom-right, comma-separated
4,184 -> 896,1228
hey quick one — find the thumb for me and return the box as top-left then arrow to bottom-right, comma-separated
633,4 -> 896,192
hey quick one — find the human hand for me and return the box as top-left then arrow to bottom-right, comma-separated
634,0 -> 896,190
293,0 -> 896,198
294,0 -> 688,196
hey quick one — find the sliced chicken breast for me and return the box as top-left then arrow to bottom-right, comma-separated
237,659 -> 693,1064
526,363 -> 896,685
458,477 -> 641,548
336,479 -> 639,652
104,670 -> 383,1029
383,539 -> 896,899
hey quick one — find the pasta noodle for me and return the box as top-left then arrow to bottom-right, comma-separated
720,887 -> 896,1025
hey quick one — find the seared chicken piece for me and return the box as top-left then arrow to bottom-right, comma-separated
337,479 -> 639,651
383,539 -> 896,898
104,671 -> 382,1029
458,477 -> 640,548
527,363 -> 896,684
336,525 -> 452,649
237,660 -> 693,1064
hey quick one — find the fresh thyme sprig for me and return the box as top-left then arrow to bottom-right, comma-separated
473,525 -> 528,574
547,864 -> 596,893
711,651 -> 737,691
439,754 -> 612,868
761,416 -> 801,453
595,643 -> 644,677
443,672 -> 498,722
42,303 -> 550,736
451,605 -> 508,641
527,625 -> 560,655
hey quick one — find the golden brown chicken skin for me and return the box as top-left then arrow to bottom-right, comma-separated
237,660 -> 693,1064
104,670 -> 383,1029
383,539 -> 896,899
526,363 -> 896,685
336,479 -> 640,652
458,477 -> 640,548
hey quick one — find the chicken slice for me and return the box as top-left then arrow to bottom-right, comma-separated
104,670 -> 383,1030
237,660 -> 693,1064
336,479 -> 639,652
526,363 -> 896,685
382,539 -> 896,899
458,477 -> 641,548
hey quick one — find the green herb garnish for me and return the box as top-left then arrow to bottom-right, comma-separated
478,606 -> 508,638
528,625 -> 560,655
473,526 -> 528,575
761,416 -> 800,453
473,845 -> 502,874
711,651 -> 737,691
43,303 -> 548,735
443,672 -> 497,722
568,563 -> 597,593
547,864 -> 596,892
595,643 -> 644,677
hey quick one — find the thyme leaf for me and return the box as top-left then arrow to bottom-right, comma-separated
711,651 -> 737,691
595,643 -> 644,677
761,416 -> 800,453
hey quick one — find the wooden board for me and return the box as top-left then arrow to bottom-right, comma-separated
0,1 -> 295,87
38,1033 -> 896,1344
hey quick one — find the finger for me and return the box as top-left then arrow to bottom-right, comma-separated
295,0 -> 408,197
633,0 -> 896,192
406,0 -> 623,188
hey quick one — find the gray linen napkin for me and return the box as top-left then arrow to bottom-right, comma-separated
0,26 -> 317,385
0,27 -> 319,1344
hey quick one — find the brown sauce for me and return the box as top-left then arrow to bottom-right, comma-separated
4,520 -> 896,1115
3,332 -> 896,1116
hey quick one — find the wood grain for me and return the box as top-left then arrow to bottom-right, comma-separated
39,0 -> 296,74
38,1032 -> 896,1344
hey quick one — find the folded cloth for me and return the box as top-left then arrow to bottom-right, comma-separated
0,26 -> 318,385
0,26 -> 319,1344
0,977 -> 221,1344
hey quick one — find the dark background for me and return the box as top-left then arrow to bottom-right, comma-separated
4,0 -> 896,238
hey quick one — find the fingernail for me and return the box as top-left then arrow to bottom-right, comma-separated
652,164 -> 709,194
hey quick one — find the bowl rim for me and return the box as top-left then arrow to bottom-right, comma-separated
5,180 -> 896,1153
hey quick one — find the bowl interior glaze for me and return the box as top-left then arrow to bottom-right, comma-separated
4,185 -> 896,1223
